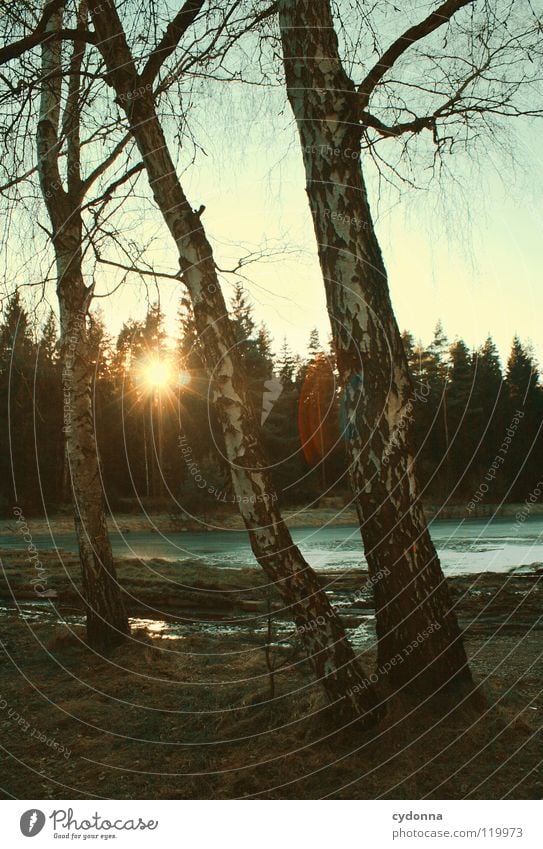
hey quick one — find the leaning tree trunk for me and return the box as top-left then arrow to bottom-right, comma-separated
279,0 -> 471,698
89,0 -> 380,721
36,1 -> 129,650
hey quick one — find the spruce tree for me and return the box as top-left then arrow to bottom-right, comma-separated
35,310 -> 63,508
0,293 -> 38,510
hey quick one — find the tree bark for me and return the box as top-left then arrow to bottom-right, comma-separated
279,0 -> 471,697
88,0 -> 380,720
57,255 -> 130,650
36,1 -> 129,650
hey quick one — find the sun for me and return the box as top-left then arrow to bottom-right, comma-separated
142,358 -> 173,391
137,356 -> 191,395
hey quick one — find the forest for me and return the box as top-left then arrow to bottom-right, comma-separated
1,284 -> 541,517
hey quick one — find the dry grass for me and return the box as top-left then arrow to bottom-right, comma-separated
0,609 -> 541,800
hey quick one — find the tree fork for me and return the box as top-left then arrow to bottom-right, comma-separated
36,0 -> 129,651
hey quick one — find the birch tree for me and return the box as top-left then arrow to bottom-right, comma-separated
85,0 -> 380,721
277,0 -> 542,697
36,1 -> 130,649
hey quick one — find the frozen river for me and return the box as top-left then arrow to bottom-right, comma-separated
2,515 -> 543,576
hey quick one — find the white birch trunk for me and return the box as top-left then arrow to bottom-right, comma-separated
36,1 -> 129,650
279,0 -> 472,698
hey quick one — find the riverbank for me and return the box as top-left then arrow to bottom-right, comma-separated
0,549 -> 541,799
1,547 -> 541,634
1,501 -> 541,538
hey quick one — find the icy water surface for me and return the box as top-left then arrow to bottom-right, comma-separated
1,516 -> 543,576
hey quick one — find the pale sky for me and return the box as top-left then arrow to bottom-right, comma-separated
3,6 -> 541,371
98,84 -> 543,370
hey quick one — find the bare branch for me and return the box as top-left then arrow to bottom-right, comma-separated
0,164 -> 37,195
361,26 -> 543,148
0,1 -> 96,68
94,255 -> 182,281
362,110 -> 436,138
81,131 -> 133,193
81,161 -> 143,210
358,0 -> 474,108
141,0 -> 207,85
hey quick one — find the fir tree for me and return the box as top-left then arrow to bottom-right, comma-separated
308,327 -> 321,358
506,335 -> 539,408
277,337 -> 296,385
0,293 -> 39,509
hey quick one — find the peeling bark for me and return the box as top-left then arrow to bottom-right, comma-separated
279,0 -> 471,697
37,2 -> 129,650
88,0 -> 380,720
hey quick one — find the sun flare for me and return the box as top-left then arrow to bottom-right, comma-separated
178,369 -> 191,388
137,357 -> 191,394
142,358 -> 173,391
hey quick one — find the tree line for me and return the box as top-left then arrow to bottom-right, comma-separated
2,288 -> 540,517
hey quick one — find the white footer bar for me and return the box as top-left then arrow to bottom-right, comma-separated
3,799 -> 541,848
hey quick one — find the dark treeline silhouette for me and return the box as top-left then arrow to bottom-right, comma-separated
1,291 -> 541,517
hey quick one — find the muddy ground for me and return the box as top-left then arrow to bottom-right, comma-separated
0,549 -> 541,799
